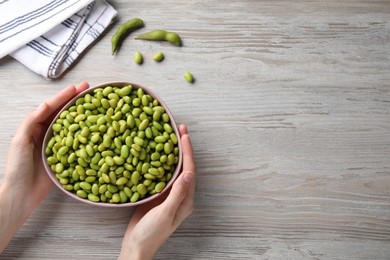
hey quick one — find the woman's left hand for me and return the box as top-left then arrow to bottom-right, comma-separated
0,82 -> 89,252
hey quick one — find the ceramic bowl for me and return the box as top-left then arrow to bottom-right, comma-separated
42,82 -> 182,207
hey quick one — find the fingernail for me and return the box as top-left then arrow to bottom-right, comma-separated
183,171 -> 193,184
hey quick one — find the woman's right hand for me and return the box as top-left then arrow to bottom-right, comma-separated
119,124 -> 196,260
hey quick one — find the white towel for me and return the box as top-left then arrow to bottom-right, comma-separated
0,0 -> 117,79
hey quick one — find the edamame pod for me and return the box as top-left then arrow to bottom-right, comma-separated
112,18 -> 144,54
136,30 -> 182,46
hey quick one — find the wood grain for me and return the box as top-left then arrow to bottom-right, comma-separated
1,0 -> 389,259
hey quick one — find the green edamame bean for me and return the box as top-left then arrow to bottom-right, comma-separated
119,190 -> 128,203
164,142 -> 173,154
105,156 -> 114,166
95,116 -> 105,127
160,154 -> 167,163
58,146 -> 68,156
143,179 -> 152,187
88,193 -> 100,202
107,184 -> 119,193
162,113 -> 170,123
152,51 -> 164,62
86,169 -> 97,176
113,156 -> 125,165
118,85 -> 132,97
132,144 -> 142,152
124,187 -> 133,198
85,176 -> 96,183
163,123 -> 173,133
116,177 -> 128,186
115,166 -> 125,175
65,135 -> 73,147
121,145 -> 129,158
121,103 -> 131,114
131,171 -> 141,185
102,173 -> 110,183
134,51 -> 143,65
112,18 -> 144,54
114,137 -> 122,149
47,156 -> 58,165
143,173 -> 155,180
167,154 -> 175,165
145,127 -> 153,139
91,153 -> 101,164
153,121 -> 163,131
63,184 -> 73,191
152,110 -> 162,121
59,177 -> 69,185
155,143 -> 164,152
99,184 -> 108,194
151,152 -> 161,161
55,163 -> 64,173
69,124 -> 80,132
86,145 -> 94,156
170,133 -> 178,144
130,147 -> 140,157
143,106 -> 153,115
132,98 -> 141,107
111,193 -> 120,203
77,135 -> 88,144
148,167 -> 160,176
138,119 -> 149,131
52,123 -> 62,132
79,148 -> 88,160
92,184 -> 99,195
136,184 -> 147,195
184,71 -> 194,83
132,107 -> 142,117
136,30 -> 182,46
130,192 -> 140,202
79,182 -> 91,191
77,190 -> 88,199
155,136 -> 166,143
141,162 -> 150,173
103,135 -> 112,148
105,190 -> 113,199
74,114 -> 86,123
155,182 -> 166,193
100,194 -> 107,202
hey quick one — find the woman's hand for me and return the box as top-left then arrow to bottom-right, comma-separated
119,124 -> 196,260
0,82 -> 89,252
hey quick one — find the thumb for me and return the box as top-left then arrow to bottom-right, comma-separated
162,171 -> 193,217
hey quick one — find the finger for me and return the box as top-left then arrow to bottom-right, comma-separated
13,103 -> 50,144
38,85 -> 77,123
161,170 -> 192,218
15,82 -> 89,145
181,134 -> 195,174
74,81 -> 89,95
170,171 -> 194,226
178,124 -> 188,136
173,195 -> 194,228
39,82 -> 89,123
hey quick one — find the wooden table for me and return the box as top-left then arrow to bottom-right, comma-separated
1,0 -> 389,259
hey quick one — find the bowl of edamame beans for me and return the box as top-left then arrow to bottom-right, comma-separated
42,82 -> 182,207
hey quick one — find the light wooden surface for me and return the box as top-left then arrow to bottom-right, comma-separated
1,0 -> 390,259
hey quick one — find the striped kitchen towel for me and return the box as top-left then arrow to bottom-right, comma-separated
0,0 -> 117,79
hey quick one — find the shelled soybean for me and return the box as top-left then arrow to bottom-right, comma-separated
45,85 -> 179,204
